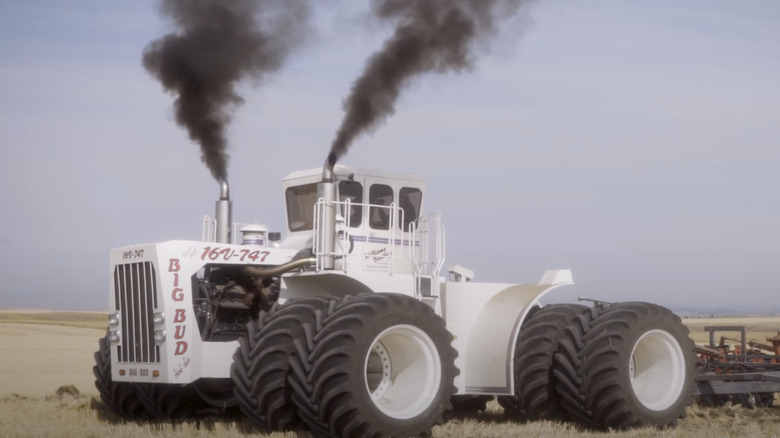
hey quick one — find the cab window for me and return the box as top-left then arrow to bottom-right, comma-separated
399,187 -> 422,231
339,181 -> 363,228
285,183 -> 318,231
369,184 -> 393,230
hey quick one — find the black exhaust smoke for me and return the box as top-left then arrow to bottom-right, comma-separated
143,0 -> 312,181
329,0 -> 532,162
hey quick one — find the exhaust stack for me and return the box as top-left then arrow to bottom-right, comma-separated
215,178 -> 232,244
317,153 -> 338,270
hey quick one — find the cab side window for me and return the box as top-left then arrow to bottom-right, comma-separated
285,183 -> 318,231
369,184 -> 393,230
399,187 -> 422,231
339,181 -> 363,228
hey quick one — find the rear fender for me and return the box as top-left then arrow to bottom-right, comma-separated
441,270 -> 573,394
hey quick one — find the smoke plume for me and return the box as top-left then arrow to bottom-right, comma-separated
143,0 -> 311,180
330,0 -> 531,161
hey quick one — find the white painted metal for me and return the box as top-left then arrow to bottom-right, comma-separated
108,240 -> 299,383
441,270 -> 573,394
630,329 -> 687,410
364,324 -> 442,419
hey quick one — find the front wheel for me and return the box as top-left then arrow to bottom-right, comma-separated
292,293 -> 458,437
232,297 -> 329,431
93,333 -> 146,419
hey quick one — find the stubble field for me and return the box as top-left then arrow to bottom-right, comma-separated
3,309 -> 780,437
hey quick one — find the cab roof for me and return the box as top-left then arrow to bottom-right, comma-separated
283,164 -> 426,184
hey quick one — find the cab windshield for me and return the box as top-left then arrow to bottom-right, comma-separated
285,183 -> 318,232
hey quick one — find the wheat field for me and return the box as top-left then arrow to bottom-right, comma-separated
3,309 -> 780,437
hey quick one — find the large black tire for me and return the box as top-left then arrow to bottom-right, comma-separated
498,303 -> 589,422
93,333 -> 146,419
191,378 -> 238,410
231,297 -> 329,431
289,293 -> 458,438
552,306 -> 602,426
558,302 -> 696,430
135,383 -> 199,419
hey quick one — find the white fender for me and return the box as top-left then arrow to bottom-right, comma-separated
440,269 -> 573,394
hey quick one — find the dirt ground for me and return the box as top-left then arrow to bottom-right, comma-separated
0,317 -> 103,398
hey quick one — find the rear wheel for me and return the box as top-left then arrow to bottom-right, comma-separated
553,306 -> 602,426
290,294 -> 458,437
93,333 -> 146,419
498,303 -> 589,422
560,302 -> 695,429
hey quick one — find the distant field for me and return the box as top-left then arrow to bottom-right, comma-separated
0,309 -> 108,330
683,316 -> 780,346
3,310 -> 780,437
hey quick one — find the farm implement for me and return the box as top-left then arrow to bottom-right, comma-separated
695,325 -> 780,407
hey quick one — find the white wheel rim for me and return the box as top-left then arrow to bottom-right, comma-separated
364,324 -> 441,419
630,329 -> 686,411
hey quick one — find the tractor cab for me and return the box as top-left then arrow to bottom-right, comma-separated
280,164 -> 444,299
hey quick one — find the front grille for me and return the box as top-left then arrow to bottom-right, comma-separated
113,262 -> 160,363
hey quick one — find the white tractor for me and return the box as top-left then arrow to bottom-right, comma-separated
94,156 -> 696,436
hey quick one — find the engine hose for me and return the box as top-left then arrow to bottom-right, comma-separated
244,257 -> 316,278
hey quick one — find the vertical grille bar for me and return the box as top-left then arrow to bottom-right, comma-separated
138,262 -> 148,363
119,265 -> 130,362
113,261 -> 159,364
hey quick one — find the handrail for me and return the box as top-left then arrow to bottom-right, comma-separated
312,199 -> 408,274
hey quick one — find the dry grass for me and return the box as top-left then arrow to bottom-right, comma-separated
3,311 -> 780,437
3,392 -> 780,438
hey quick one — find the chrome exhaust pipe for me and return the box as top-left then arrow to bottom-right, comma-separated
215,178 -> 232,244
322,151 -> 336,182
317,153 -> 337,270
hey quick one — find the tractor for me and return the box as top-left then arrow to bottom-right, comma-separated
94,155 -> 697,436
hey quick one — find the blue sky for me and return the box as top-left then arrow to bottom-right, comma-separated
1,0 -> 778,312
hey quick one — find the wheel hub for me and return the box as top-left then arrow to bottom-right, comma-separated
629,329 -> 686,411
363,324 -> 442,419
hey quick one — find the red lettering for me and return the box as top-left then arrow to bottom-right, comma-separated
173,273 -> 179,287
172,288 -> 184,302
174,309 -> 186,323
174,325 -> 186,339
168,258 -> 180,272
174,342 -> 188,355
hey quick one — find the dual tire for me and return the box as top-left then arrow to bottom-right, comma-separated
498,303 -> 590,422
501,302 -> 695,430
553,302 -> 696,429
233,293 -> 458,437
231,297 -> 329,431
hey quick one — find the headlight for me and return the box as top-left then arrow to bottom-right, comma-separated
108,313 -> 119,327
153,312 -> 165,325
109,330 -> 120,343
154,330 -> 166,343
